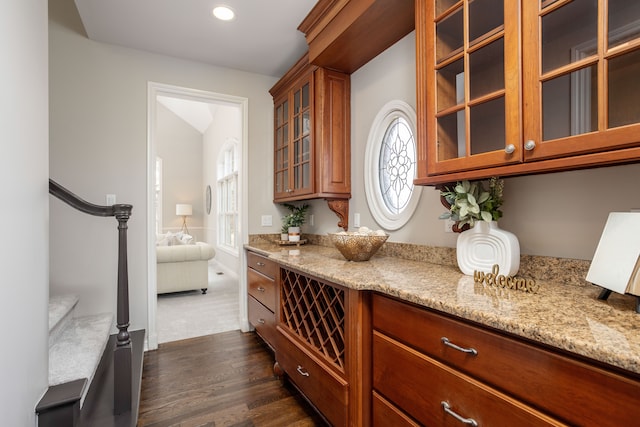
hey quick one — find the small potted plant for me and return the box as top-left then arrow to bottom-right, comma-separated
439,177 -> 504,230
280,218 -> 291,241
282,203 -> 309,242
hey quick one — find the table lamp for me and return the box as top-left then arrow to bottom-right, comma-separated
176,204 -> 192,235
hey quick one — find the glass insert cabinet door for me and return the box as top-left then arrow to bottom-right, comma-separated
523,0 -> 640,161
273,75 -> 314,199
426,0 -> 522,175
274,95 -> 289,197
292,81 -> 312,194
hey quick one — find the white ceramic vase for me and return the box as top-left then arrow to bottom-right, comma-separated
456,221 -> 520,276
288,226 -> 301,242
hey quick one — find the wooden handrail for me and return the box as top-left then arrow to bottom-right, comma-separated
49,179 -> 133,415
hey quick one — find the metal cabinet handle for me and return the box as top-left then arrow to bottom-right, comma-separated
504,144 -> 515,154
524,140 -> 536,151
258,318 -> 265,324
257,286 -> 266,292
441,401 -> 478,426
441,337 -> 478,356
296,365 -> 310,377
256,261 -> 266,267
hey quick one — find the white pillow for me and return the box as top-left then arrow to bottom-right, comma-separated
180,233 -> 194,244
156,233 -> 170,246
156,231 -> 194,245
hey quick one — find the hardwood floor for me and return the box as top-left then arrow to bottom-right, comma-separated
137,330 -> 327,426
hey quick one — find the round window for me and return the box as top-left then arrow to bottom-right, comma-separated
364,100 -> 421,230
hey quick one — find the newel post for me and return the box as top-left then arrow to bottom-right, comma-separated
113,204 -> 132,415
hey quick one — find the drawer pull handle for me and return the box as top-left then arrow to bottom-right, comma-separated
258,318 -> 265,324
441,401 -> 478,426
256,262 -> 266,266
257,286 -> 266,292
441,337 -> 478,356
296,365 -> 310,377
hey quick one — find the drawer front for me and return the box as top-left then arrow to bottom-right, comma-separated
248,268 -> 276,311
277,331 -> 348,427
248,296 -> 277,349
247,251 -> 277,279
373,391 -> 420,427
373,332 -> 564,427
373,294 -> 640,426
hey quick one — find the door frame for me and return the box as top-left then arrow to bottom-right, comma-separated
146,81 -> 250,350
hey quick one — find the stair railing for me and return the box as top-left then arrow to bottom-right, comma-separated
49,179 -> 133,415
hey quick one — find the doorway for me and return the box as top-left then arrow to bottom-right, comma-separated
146,82 -> 249,350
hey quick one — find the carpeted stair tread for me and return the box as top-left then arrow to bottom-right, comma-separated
49,312 -> 113,406
49,294 -> 79,348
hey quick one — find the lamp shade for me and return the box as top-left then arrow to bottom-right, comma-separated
176,204 -> 193,216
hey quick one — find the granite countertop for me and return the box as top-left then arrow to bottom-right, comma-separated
246,241 -> 640,376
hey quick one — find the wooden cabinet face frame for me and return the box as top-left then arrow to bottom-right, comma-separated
421,0 -> 522,176
271,55 -> 351,212
416,0 -> 640,185
522,0 -> 640,161
273,70 -> 315,200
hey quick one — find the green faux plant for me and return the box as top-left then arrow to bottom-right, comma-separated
282,203 -> 310,228
439,177 -> 504,229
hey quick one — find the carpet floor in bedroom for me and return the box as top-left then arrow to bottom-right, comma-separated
156,261 -> 241,344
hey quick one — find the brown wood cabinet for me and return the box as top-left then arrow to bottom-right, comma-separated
247,252 -> 278,349
372,293 -> 640,426
270,53 -> 351,202
415,0 -> 640,185
298,0 -> 415,74
276,266 -> 371,427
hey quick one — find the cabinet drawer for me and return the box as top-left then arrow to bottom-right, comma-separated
248,268 -> 276,312
247,252 -> 277,279
373,391 -> 420,427
373,331 -> 563,427
248,296 -> 277,349
373,294 -> 640,426
277,331 -> 348,427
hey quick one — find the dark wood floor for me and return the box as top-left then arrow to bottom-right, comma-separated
137,330 -> 327,426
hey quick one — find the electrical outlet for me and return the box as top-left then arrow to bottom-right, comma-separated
309,214 -> 314,227
261,215 -> 272,226
353,213 -> 361,228
444,219 -> 455,233
106,194 -> 116,205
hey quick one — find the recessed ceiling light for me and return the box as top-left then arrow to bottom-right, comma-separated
212,5 -> 235,21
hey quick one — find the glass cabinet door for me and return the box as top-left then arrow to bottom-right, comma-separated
273,72 -> 314,200
522,0 -> 640,161
292,80 -> 312,195
427,0 -> 521,175
274,96 -> 290,199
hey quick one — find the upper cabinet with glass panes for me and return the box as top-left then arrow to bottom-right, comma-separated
270,53 -> 351,204
415,0 -> 640,185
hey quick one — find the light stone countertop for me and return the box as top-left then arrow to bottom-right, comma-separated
246,241 -> 640,376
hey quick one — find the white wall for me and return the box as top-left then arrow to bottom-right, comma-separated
49,0 -> 278,333
203,105 -> 242,274
309,31 -> 640,261
0,0 -> 49,424
156,103 -> 204,241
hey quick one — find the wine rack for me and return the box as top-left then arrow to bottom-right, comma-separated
280,268 -> 346,371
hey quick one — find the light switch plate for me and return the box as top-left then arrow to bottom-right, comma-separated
106,194 -> 116,205
261,215 -> 272,226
